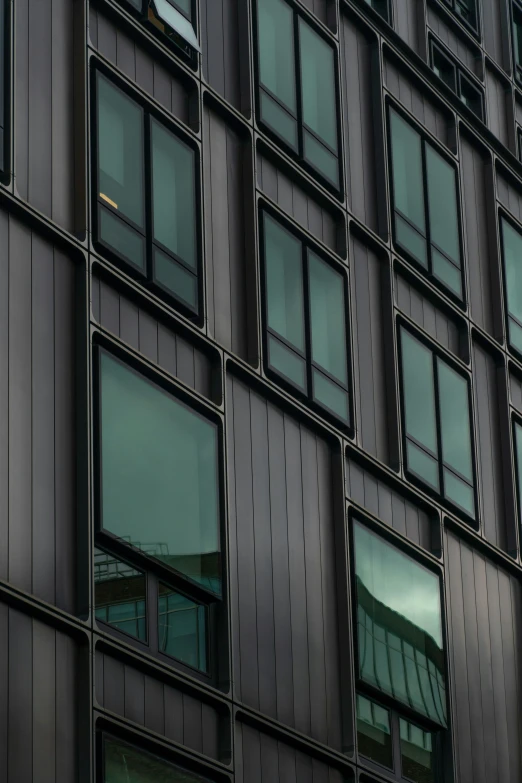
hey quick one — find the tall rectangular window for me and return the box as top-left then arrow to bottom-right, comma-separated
399,326 -> 476,518
255,0 -> 341,190
93,70 -> 200,318
388,107 -> 464,301
102,736 -> 213,782
500,215 -> 522,357
261,211 -> 351,426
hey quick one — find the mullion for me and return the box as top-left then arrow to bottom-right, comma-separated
420,138 -> 434,280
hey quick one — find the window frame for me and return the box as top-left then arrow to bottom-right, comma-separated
259,204 -> 353,432
498,208 -> 522,362
386,100 -> 466,306
92,339 -> 225,683
428,37 -> 484,122
252,0 -> 343,195
396,318 -> 478,524
91,62 -> 203,323
441,0 -> 479,37
363,0 -> 392,24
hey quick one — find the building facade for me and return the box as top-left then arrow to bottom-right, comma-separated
2,0 -> 522,780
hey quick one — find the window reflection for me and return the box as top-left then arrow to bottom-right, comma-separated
158,584 -> 208,672
94,548 -> 147,642
356,694 -> 393,769
400,718 -> 435,783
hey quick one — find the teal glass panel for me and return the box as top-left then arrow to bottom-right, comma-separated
509,316 -> 522,355
100,352 -> 221,595
170,0 -> 191,18
354,521 -> 446,724
158,585 -> 207,672
104,737 -> 210,782
400,719 -> 435,783
406,440 -> 439,490
299,19 -> 338,152
154,249 -> 197,310
426,144 -> 461,269
152,0 -> 200,50
515,423 -> 522,525
260,91 -> 298,149
308,252 -> 347,383
303,131 -> 339,186
401,329 -> 438,456
264,215 -> 305,352
257,0 -> 296,112
390,110 -> 425,241
313,370 -> 349,422
502,218 -> 522,332
268,336 -> 306,390
395,214 -> 428,267
94,548 -> 147,642
152,121 -> 196,270
99,208 -> 145,271
356,695 -> 393,769
443,469 -> 475,516
432,248 -> 462,298
97,74 -> 144,229
437,359 -> 473,484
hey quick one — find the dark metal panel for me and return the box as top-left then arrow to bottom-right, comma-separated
123,664 -> 145,727
201,0 -> 241,110
182,692 -> 203,753
164,683 -> 184,745
486,66 -> 509,147
138,310 -> 159,363
8,609 -> 33,782
55,632 -> 78,782
239,723 -> 262,783
497,170 -> 522,222
102,653 -> 125,716
32,621 -> 56,782
340,15 -> 378,233
0,214 -> 8,583
394,271 -> 460,355
201,702 -> 219,759
482,0 -> 505,70
426,9 -> 477,73
499,569 -> 522,780
392,0 -> 420,54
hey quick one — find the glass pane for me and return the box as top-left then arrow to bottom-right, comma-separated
299,19 -> 338,152
509,316 -> 522,355
432,47 -> 456,91
401,329 -> 438,456
94,548 -> 147,642
437,359 -> 473,484
169,0 -> 191,18
308,252 -> 347,383
99,208 -> 145,272
104,736 -> 210,782
390,110 -> 425,238
501,218 -> 522,328
257,0 -> 296,112
406,440 -> 439,491
356,694 -> 393,769
154,249 -> 198,310
97,75 -> 144,229
158,584 -> 207,672
264,215 -> 305,352
400,719 -> 435,783
395,213 -> 428,267
426,144 -> 461,268
432,248 -> 462,298
151,0 -> 200,50
443,469 -> 475,516
268,336 -> 306,390
100,352 -> 221,595
313,370 -> 349,422
459,76 -> 483,120
152,121 -> 196,269
260,90 -> 298,149
353,521 -> 446,724
515,423 -> 522,526
303,130 -> 339,186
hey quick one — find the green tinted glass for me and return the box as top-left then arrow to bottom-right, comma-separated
104,737 -> 210,782
99,208 -> 145,271
313,370 -> 349,421
299,19 -> 338,152
401,330 -> 437,456
308,252 -> 347,383
154,249 -> 197,310
99,352 -> 221,595
390,110 -> 426,253
400,719 -> 435,783
94,548 -> 146,642
158,585 -> 207,672
502,218 -> 522,333
260,91 -> 298,149
426,144 -> 461,269
97,74 -> 144,229
257,0 -> 296,112
152,121 -> 196,269
303,130 -> 339,185
356,694 -> 393,768
432,248 -> 462,298
268,336 -> 306,390
354,521 -> 446,724
264,215 -> 305,352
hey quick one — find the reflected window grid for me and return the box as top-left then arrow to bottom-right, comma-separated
429,38 -> 484,122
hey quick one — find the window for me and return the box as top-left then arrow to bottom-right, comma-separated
101,736 -> 214,782
388,106 -> 464,301
442,0 -> 478,33
429,39 -> 484,121
94,349 -> 221,676
254,0 -> 341,190
363,0 -> 390,22
116,0 -> 199,64
398,325 -> 476,519
93,70 -> 201,319
260,210 -> 351,426
500,215 -> 522,357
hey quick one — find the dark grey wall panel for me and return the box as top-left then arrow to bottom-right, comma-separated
0,212 -> 77,613
346,456 -> 432,551
384,56 -> 448,144
235,721 -> 346,783
351,237 -> 390,463
92,273 -> 213,400
95,648 -> 221,760
427,10 -> 477,73
201,0 -> 241,110
472,342 -> 508,550
392,0 -> 420,54
482,0 -> 506,70
486,66 -> 509,146
299,0 -> 328,25
15,0 -> 75,232
394,271 -> 460,355
257,153 -> 339,252
0,604 -> 79,782
227,375 -> 342,749
461,136 -> 495,336
88,7 -> 190,126
340,15 -> 379,233
204,106 -> 250,359
446,531 -> 522,783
